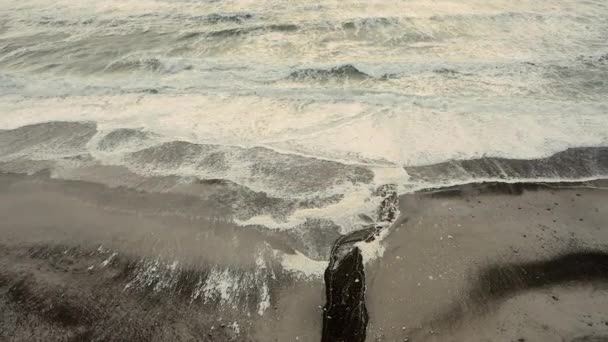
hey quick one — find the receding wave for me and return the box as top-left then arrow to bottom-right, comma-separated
406,147 -> 608,185
0,121 -> 374,199
96,128 -> 160,153
3,122 -> 608,195
126,141 -> 373,195
0,122 -> 371,231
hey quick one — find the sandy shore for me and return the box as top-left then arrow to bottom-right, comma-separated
0,173 -> 607,341
367,183 -> 608,342
0,172 -> 324,341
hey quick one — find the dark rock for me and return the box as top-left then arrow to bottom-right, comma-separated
322,246 -> 368,342
321,184 -> 398,342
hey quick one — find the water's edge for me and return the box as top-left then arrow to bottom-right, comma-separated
322,185 -> 398,342
321,179 -> 608,342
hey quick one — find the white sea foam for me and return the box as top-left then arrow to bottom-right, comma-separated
1,93 -> 607,229
2,94 -> 606,169
236,183 -> 383,233
354,225 -> 393,265
101,252 -> 118,267
279,250 -> 328,279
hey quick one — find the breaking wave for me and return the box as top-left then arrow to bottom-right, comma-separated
104,56 -> 193,74
406,147 -> 608,186
1,121 -> 608,231
287,64 -> 373,81
1,0 -> 608,231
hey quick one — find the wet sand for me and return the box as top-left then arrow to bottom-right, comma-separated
0,172 -> 324,342
367,183 -> 608,342
1,173 -> 607,341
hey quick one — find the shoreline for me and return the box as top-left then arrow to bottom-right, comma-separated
415,178 -> 608,194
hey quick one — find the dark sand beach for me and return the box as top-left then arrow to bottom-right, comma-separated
1,172 -> 607,341
367,182 -> 608,342
0,172 -> 325,341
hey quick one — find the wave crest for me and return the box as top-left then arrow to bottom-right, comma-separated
287,64 -> 373,81
406,147 -> 608,185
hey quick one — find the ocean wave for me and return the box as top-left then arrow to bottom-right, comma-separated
204,13 -> 254,24
205,24 -> 299,38
578,52 -> 608,66
96,128 -> 161,153
177,23 -> 299,41
341,17 -> 399,30
0,121 -> 373,197
37,16 -> 95,27
103,56 -> 193,74
287,64 -> 373,81
125,140 -> 374,196
1,121 -> 608,232
0,121 -> 96,160
405,147 -> 608,185
0,122 -> 364,233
